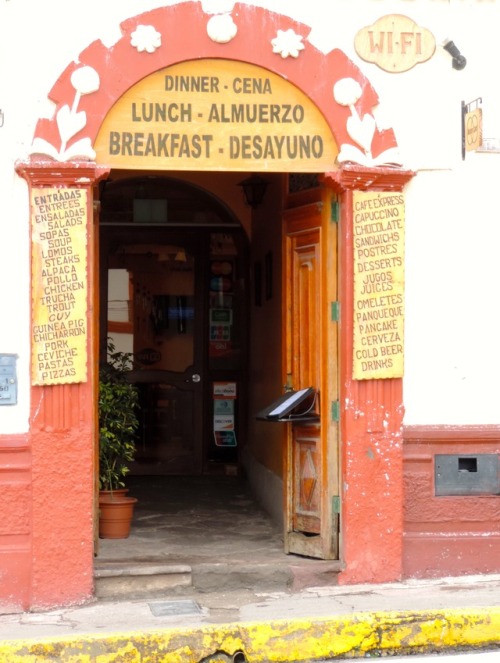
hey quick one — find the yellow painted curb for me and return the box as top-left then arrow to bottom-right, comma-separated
0,608 -> 499,662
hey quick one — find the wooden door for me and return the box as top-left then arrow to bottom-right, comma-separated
283,189 -> 339,559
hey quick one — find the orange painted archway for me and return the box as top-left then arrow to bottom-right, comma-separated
31,2 -> 400,169
11,2 -> 415,611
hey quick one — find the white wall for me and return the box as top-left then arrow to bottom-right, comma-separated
1,0 -> 499,431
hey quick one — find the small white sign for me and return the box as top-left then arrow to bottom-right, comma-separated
213,381 -> 237,399
214,415 -> 234,431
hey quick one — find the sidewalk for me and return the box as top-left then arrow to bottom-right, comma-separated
0,574 -> 499,662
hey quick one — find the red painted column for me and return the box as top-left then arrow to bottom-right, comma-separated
339,186 -> 403,584
0,435 -> 31,613
16,161 -> 99,609
325,165 -> 413,584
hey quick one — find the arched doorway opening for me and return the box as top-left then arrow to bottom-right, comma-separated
94,169 -> 343,595
87,30 -> 352,568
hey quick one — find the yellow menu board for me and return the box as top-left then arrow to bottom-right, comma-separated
95,59 -> 338,172
31,187 -> 88,385
353,191 -> 405,380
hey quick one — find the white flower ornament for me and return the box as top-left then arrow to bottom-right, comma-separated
333,78 -> 376,154
201,0 -> 236,14
31,65 -> 100,161
271,29 -> 305,59
131,25 -> 162,54
333,77 -> 402,167
333,78 -> 363,108
71,66 -> 100,97
207,14 -> 238,43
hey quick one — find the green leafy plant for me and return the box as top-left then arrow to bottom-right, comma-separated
98,340 -> 139,492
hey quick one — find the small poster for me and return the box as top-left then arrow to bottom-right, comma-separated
213,381 -> 237,446
210,325 -> 231,341
352,190 -> 405,380
213,381 -> 237,399
209,340 -> 233,358
214,415 -> 234,431
31,187 -> 88,385
214,431 -> 237,447
210,308 -> 233,325
214,399 -> 234,415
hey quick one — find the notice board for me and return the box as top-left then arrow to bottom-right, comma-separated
353,191 -> 405,380
31,187 -> 88,385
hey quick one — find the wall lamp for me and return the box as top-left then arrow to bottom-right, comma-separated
0,110 -> 4,128
443,40 -> 467,70
238,175 -> 268,208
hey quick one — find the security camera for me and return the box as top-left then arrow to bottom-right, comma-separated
443,40 -> 467,70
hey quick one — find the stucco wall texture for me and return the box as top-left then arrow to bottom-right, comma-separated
403,429 -> 500,579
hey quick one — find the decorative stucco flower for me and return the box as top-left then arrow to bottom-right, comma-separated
207,13 -> 237,43
42,64 -> 101,159
333,78 -> 362,108
271,29 -> 305,59
200,0 -> 236,14
131,25 -> 162,54
333,76 -> 402,167
333,77 -> 376,154
70,66 -> 100,97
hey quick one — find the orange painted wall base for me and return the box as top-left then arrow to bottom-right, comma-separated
0,435 -> 31,613
403,425 -> 500,579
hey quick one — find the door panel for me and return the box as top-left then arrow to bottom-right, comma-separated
293,426 -> 321,534
283,190 -> 339,560
134,378 -> 202,474
107,241 -> 204,474
292,233 -> 320,391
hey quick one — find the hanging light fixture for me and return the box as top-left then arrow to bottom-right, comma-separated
238,175 -> 268,208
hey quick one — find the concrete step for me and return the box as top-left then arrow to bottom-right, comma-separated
94,562 -> 192,599
94,559 -> 342,600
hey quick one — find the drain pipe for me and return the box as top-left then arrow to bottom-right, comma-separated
200,651 -> 247,663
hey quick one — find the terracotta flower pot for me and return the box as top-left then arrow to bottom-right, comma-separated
98,488 -> 129,502
98,495 -> 137,539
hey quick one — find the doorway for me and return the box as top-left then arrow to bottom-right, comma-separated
97,171 -> 340,566
99,175 -> 249,476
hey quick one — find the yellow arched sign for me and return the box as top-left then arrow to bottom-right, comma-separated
95,59 -> 337,172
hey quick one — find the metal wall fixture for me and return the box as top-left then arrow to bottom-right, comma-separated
443,40 -> 467,70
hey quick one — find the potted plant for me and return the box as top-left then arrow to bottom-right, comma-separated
98,340 -> 139,538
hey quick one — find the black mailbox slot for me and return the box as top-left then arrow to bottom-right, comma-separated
458,457 -> 477,472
